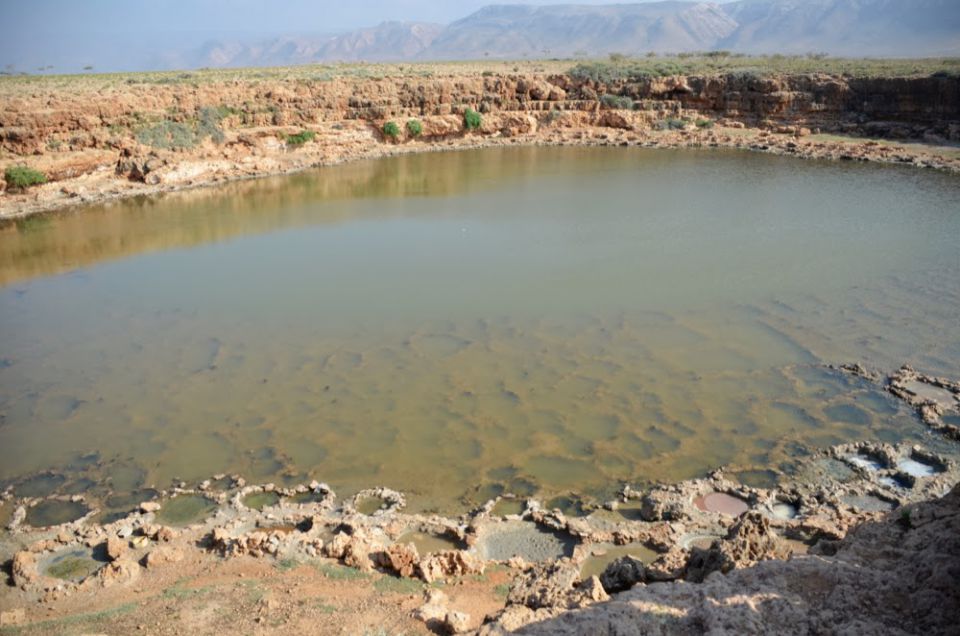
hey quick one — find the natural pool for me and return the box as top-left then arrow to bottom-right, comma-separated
1,147 -> 958,514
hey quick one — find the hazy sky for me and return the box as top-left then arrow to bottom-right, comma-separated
0,0 -> 736,73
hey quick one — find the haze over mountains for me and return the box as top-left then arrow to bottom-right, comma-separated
181,0 -> 960,69
6,0 -> 960,74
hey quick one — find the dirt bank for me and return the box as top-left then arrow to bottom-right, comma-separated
1,63 -> 958,220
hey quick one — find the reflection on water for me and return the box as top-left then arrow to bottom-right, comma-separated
0,147 -> 958,512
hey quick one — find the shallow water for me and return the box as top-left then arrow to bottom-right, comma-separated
1,147 -> 958,512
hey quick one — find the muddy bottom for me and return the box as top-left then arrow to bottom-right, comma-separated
396,531 -> 465,555
356,496 -> 390,516
841,494 -> 896,512
155,495 -> 218,526
581,543 -> 657,580
490,499 -> 526,517
42,548 -> 105,582
24,500 -> 90,527
15,473 -> 67,498
472,521 -> 577,562
734,470 -> 779,489
694,492 -> 750,516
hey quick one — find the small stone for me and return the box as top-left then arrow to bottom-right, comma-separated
444,611 -> 471,634
139,502 -> 161,513
105,536 -> 127,561
144,546 -> 183,568
117,526 -> 134,539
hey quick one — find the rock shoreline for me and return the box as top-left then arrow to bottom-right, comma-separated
2,363 -> 957,633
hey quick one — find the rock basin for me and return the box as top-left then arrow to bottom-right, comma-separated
581,543 -> 657,580
24,499 -> 90,528
471,521 -> 577,562
155,495 -> 218,527
693,492 -> 750,516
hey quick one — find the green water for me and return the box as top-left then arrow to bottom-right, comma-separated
0,147 -> 958,512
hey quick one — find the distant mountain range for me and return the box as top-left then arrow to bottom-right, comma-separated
166,0 -> 960,70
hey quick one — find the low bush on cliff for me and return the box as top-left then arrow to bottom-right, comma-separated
464,108 -> 482,131
695,118 -> 715,129
383,121 -> 401,140
286,130 -> 316,146
136,120 -> 198,150
600,94 -> 634,110
406,119 -> 423,138
136,107 -> 227,150
5,165 -> 47,190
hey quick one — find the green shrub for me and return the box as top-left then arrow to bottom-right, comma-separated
695,118 -> 715,129
5,165 -> 47,190
136,120 -> 197,149
197,107 -> 226,144
383,121 -> 401,140
600,94 -> 634,110
406,119 -> 423,137
286,130 -> 316,146
464,108 -> 482,131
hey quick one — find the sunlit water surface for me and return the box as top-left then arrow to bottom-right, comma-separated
1,147 -> 958,514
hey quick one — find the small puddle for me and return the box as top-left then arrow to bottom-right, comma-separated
693,492 -> 750,516
902,381 -> 958,406
897,458 -> 941,478
356,495 -> 389,516
841,494 -> 896,512
771,502 -> 799,520
544,495 -> 589,517
25,500 -> 90,527
472,521 -> 577,562
16,473 -> 67,498
42,548 -> 106,582
846,454 -> 883,471
288,490 -> 326,504
106,488 -> 160,511
243,491 -> 281,511
580,543 -> 657,580
396,531 -> 464,555
817,458 -> 857,483
490,499 -> 525,517
155,495 -> 218,526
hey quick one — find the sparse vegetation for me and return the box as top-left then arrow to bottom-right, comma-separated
286,130 -> 317,146
695,118 -> 715,129
656,117 -> 689,131
600,94 -> 634,110
5,165 -> 47,190
383,120 -> 401,140
464,108 -> 482,131
406,119 -> 423,137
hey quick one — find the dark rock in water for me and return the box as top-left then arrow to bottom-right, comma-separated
599,555 -> 646,593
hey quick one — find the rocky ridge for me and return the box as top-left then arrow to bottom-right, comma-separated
1,69 -> 959,219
